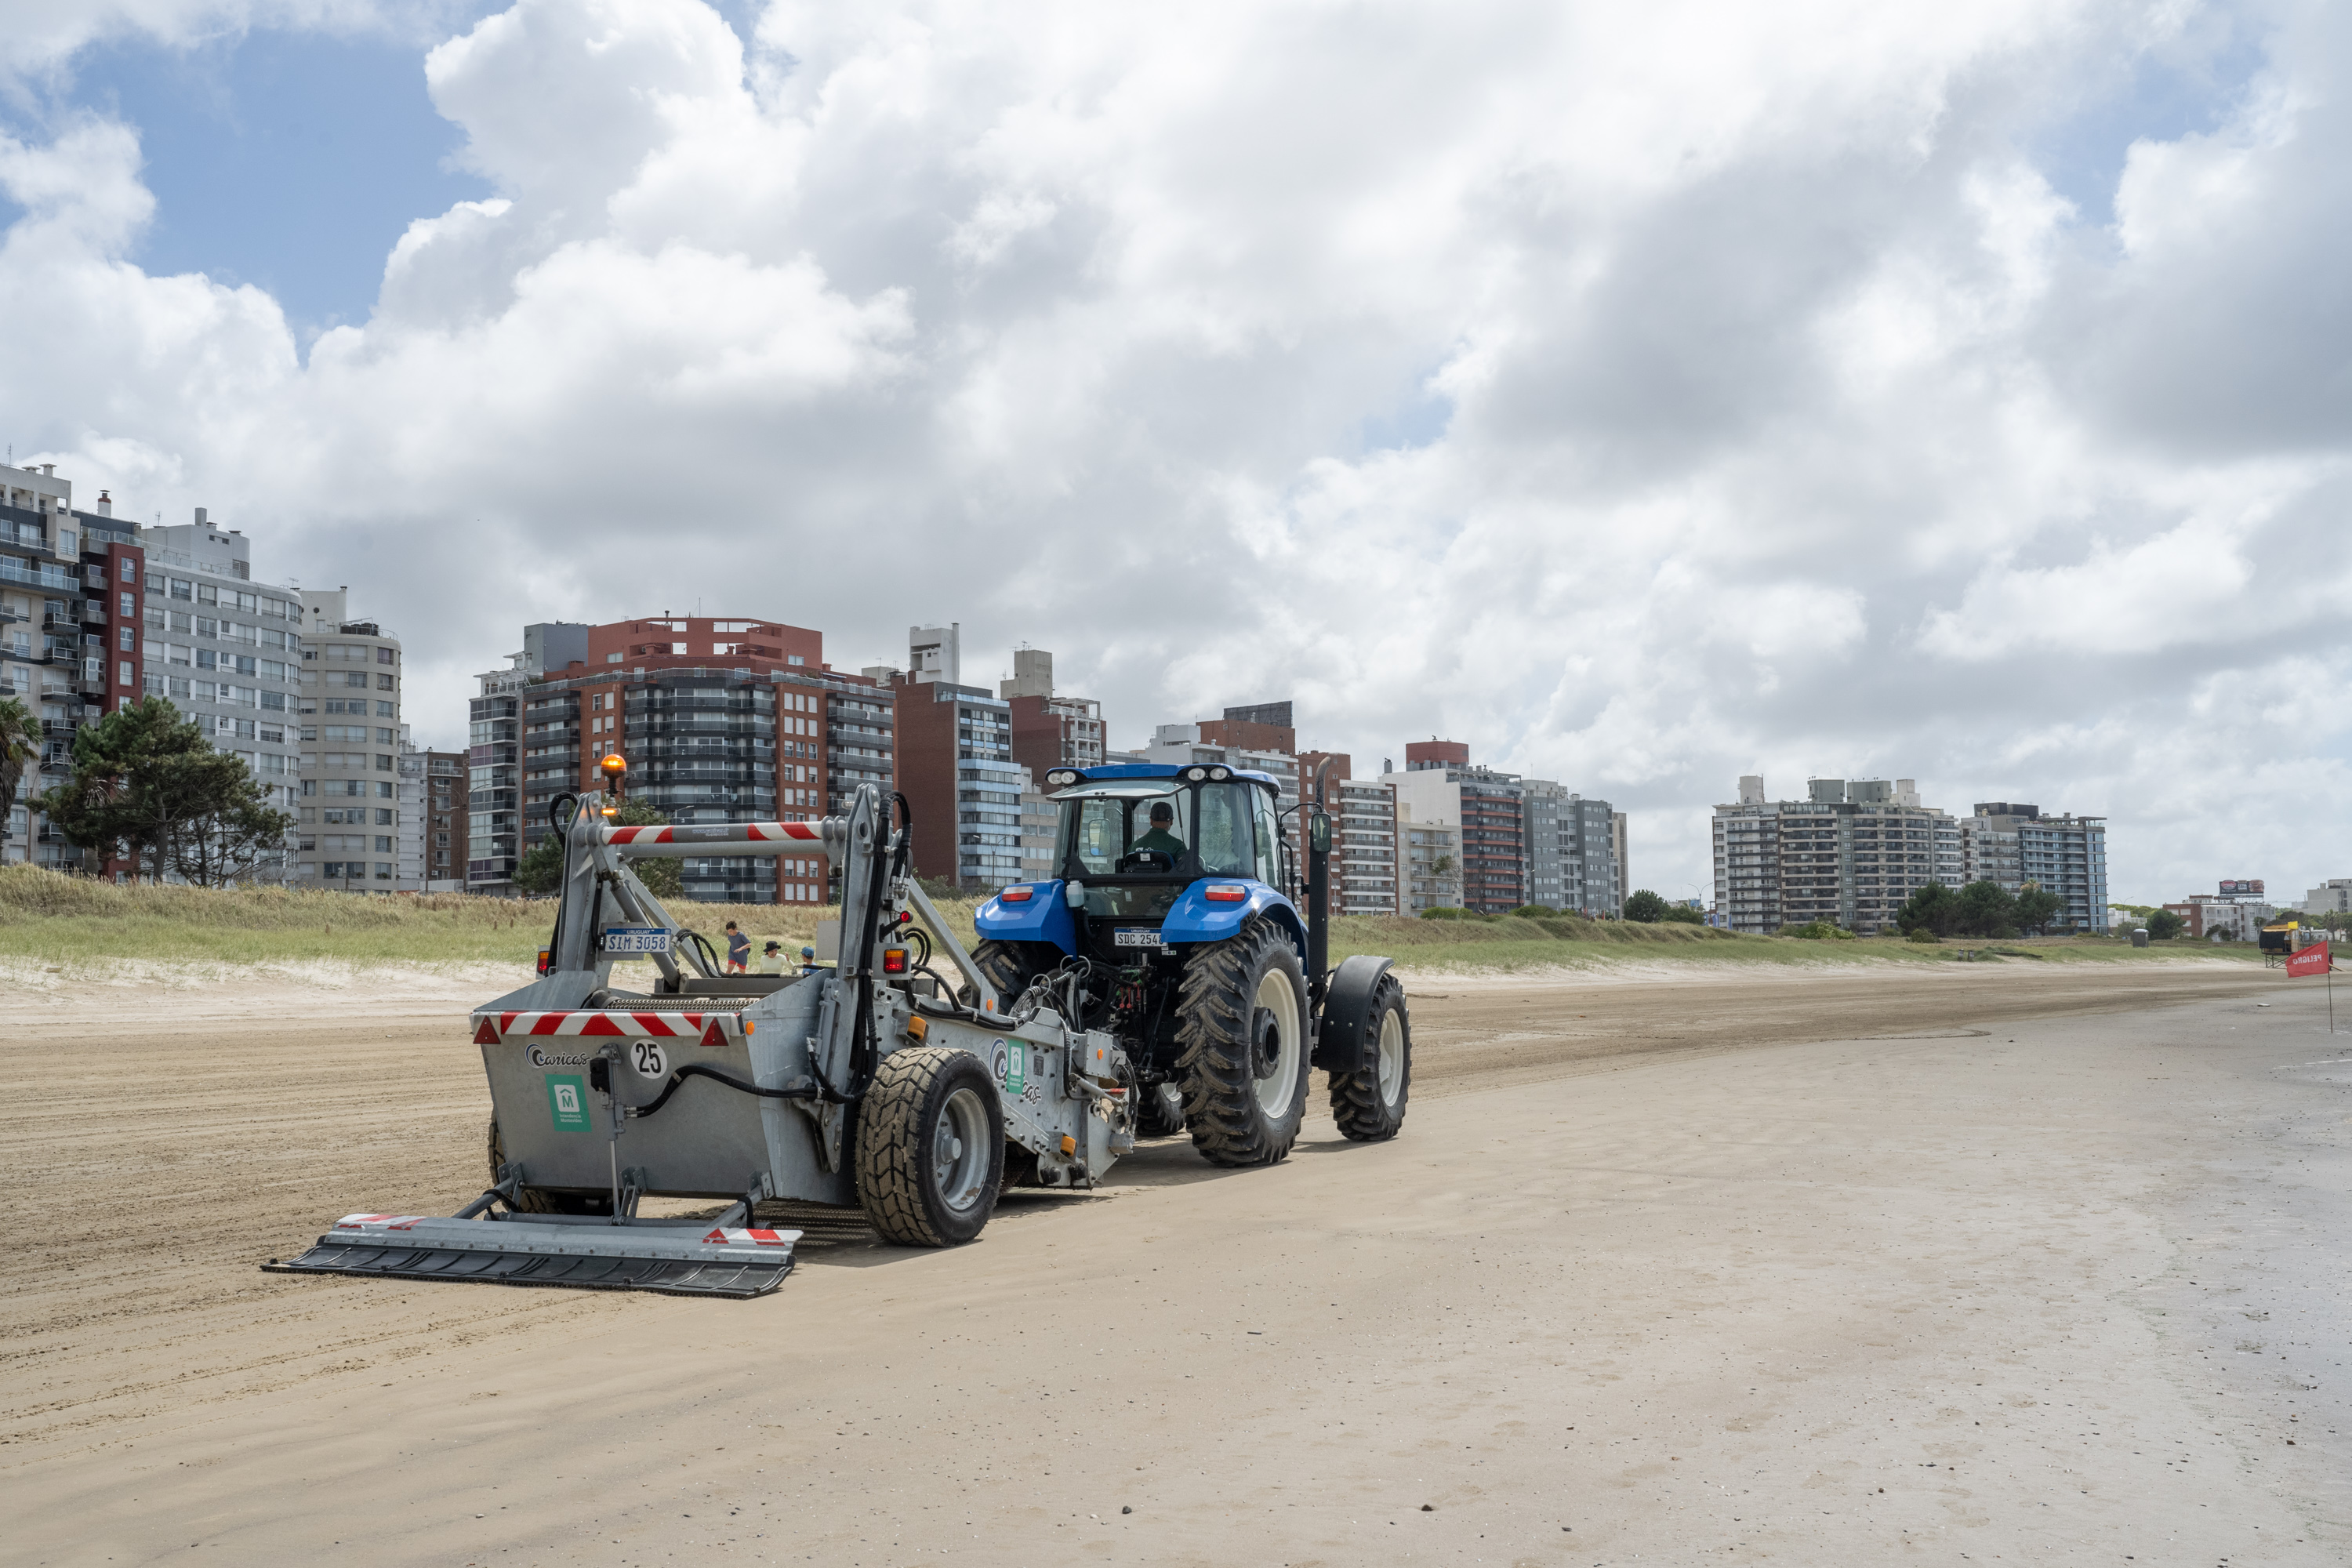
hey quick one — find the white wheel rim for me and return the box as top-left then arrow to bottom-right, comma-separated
934,1086 -> 992,1214
1375,1006 -> 1403,1104
1253,968 -> 1302,1116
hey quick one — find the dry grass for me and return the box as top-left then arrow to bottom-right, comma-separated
0,865 -> 979,967
0,865 -> 2246,975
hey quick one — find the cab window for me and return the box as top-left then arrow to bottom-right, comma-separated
1193,782 -> 1254,877
1252,789 -> 1283,889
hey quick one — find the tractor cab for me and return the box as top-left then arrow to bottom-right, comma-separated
976,764 -> 1306,965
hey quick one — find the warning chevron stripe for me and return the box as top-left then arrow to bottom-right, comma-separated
479,1011 -> 712,1040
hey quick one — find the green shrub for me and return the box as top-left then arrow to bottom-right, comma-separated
1904,927 -> 1941,945
1777,919 -> 1856,941
1622,889 -> 1669,924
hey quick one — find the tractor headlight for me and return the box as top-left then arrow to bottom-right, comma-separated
1181,765 -> 1208,782
1208,765 -> 1231,780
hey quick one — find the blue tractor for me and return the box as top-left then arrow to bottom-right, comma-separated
973,761 -> 1410,1167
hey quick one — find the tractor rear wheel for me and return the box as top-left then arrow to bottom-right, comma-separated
1327,973 -> 1411,1142
485,1116 -> 611,1216
1174,916 -> 1311,1167
855,1047 -> 1005,1246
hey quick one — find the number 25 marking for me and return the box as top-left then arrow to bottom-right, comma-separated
633,1041 -> 666,1079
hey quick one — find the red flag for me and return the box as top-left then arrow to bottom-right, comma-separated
2285,941 -> 2333,978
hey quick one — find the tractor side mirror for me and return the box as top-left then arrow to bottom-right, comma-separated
1308,810 -> 1333,855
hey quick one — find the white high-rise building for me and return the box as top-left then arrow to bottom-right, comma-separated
137,514 -> 305,873
295,588 -> 412,891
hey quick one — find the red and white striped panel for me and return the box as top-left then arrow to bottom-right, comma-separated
477,1011 -> 713,1040
702,1227 -> 799,1248
601,822 -> 823,845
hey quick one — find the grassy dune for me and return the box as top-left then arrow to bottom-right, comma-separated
0,865 -> 2257,972
0,865 -> 891,967
1330,913 -> 2259,971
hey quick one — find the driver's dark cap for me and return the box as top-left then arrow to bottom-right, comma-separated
1149,802 -> 1174,822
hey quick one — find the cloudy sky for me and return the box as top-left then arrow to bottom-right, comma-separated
3,0 -> 2347,904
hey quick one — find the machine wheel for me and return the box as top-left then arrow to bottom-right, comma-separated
855,1047 -> 1005,1246
485,1117 -> 611,1216
1136,1080 -> 1186,1137
973,939 -> 1049,1010
1327,973 -> 1411,1142
1173,916 -> 1311,1167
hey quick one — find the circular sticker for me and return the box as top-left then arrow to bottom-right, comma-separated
631,1040 -> 670,1080
989,1041 -> 1008,1083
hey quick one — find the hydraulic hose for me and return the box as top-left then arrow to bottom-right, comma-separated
630,1063 -> 819,1120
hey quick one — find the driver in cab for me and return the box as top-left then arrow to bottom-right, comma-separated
1131,800 -> 1187,866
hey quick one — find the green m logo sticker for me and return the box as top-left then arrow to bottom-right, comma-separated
546,1073 -> 590,1131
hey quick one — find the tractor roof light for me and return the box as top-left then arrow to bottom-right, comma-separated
1181,765 -> 1209,782
1208,765 -> 1231,780
1046,768 -> 1080,788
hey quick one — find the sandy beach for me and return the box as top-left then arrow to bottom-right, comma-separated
5,956 -> 2343,1565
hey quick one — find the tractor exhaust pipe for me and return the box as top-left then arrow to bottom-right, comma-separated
1306,758 -> 1335,990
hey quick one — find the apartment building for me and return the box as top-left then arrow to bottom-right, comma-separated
292,590 -> 405,889
1290,750 -> 1399,916
1330,774 -> 1399,914
471,616 -> 890,902
1524,782 -> 1621,916
1958,804 -> 2110,933
0,463 -> 135,868
1381,741 -> 1599,915
1000,648 -> 1107,779
2302,878 -> 2352,916
891,685 -> 1022,887
1402,820 -> 1461,910
423,749 -> 467,890
136,519 -> 304,851
855,626 -> 1016,891
1711,775 -> 1955,935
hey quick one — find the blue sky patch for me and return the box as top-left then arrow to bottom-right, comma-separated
20,24 -> 498,336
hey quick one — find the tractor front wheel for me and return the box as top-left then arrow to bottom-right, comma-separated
1135,1080 -> 1187,1137
1327,973 -> 1410,1142
973,938 -> 1051,1011
1174,916 -> 1311,1167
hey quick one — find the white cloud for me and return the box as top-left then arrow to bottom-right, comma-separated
3,0 -> 2349,905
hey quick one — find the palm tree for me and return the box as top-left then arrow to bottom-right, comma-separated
0,695 -> 37,824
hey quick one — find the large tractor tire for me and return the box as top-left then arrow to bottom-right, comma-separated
855,1047 -> 1004,1246
973,938 -> 1051,1011
1327,972 -> 1411,1142
485,1117 -> 612,1216
1174,916 -> 1311,1167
